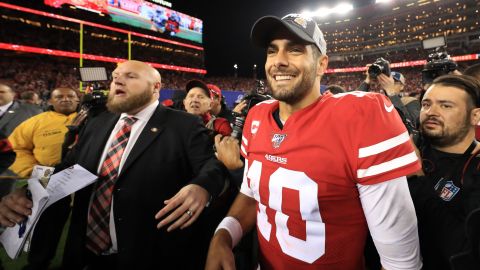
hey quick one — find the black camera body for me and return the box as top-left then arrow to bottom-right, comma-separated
422,50 -> 457,84
82,86 -> 108,111
240,92 -> 270,116
231,80 -> 271,139
368,57 -> 391,79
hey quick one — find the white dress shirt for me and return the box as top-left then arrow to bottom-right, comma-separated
0,101 -> 13,117
94,100 -> 159,254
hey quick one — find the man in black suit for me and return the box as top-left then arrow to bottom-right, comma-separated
0,60 -> 228,269
0,84 -> 42,138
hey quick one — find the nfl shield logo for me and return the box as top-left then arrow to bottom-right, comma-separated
271,134 -> 287,149
435,178 -> 460,201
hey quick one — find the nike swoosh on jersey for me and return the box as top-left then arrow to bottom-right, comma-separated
384,103 -> 394,112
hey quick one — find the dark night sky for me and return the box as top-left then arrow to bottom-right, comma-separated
173,0 -> 374,78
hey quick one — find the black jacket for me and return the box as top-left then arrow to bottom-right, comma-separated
59,104 -> 228,270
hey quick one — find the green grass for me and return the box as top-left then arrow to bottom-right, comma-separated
0,216 -> 70,270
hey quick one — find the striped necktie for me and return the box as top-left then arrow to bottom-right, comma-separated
86,116 -> 137,254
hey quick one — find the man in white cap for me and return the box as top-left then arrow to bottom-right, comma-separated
206,13 -> 422,270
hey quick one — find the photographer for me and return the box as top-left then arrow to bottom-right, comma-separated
230,80 -> 271,140
409,74 -> 480,270
357,59 -> 420,131
208,83 -> 234,123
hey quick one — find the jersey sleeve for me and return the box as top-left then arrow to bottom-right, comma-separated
239,108 -> 256,198
352,93 -> 421,185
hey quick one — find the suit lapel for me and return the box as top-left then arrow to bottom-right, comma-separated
0,101 -> 19,128
120,105 -> 166,175
86,113 -> 120,171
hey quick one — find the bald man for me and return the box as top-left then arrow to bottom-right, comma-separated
0,61 -> 228,269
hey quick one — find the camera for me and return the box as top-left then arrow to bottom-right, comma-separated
78,67 -> 108,112
422,50 -> 457,84
231,80 -> 271,139
240,81 -> 270,115
368,57 -> 391,79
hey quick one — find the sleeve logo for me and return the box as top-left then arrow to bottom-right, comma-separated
384,102 -> 395,113
251,120 -> 260,135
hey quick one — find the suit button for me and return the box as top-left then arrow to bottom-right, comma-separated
117,217 -> 123,222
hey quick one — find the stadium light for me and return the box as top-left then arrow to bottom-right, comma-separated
376,0 -> 392,3
302,2 -> 354,19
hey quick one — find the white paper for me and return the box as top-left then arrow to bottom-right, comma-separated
0,164 -> 98,259
45,164 -> 97,207
0,179 -> 49,258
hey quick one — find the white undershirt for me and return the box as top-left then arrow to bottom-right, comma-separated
94,100 -> 158,254
358,176 -> 422,270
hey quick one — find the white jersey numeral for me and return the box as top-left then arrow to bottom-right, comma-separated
247,160 -> 325,263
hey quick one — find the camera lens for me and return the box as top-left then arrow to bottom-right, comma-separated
368,64 -> 382,78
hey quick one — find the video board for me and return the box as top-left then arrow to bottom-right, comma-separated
44,0 -> 203,43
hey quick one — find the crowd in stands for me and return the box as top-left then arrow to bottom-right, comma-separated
327,42 -> 480,69
0,54 -> 259,99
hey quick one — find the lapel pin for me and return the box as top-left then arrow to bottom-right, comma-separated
151,127 -> 158,132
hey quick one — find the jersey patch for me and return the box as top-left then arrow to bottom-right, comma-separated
251,120 -> 260,135
271,133 -> 287,149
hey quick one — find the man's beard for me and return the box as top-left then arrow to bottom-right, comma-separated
420,114 -> 471,148
107,88 -> 152,114
267,63 -> 317,105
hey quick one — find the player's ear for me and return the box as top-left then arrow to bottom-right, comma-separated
317,55 -> 328,77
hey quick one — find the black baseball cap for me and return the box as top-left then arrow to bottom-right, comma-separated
251,13 -> 327,55
185,80 -> 211,99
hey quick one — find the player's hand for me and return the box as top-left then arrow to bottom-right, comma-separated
155,184 -> 209,231
215,135 -> 243,170
0,187 -> 32,227
205,230 -> 235,270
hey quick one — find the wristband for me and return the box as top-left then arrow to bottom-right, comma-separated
215,216 -> 243,248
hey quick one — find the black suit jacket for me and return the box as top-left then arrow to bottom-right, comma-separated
0,101 -> 43,136
60,104 -> 228,270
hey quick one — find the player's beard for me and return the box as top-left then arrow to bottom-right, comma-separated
107,86 -> 153,114
420,113 -> 471,148
268,62 -> 317,105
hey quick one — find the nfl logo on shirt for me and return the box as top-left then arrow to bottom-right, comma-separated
271,134 -> 287,149
436,179 -> 460,201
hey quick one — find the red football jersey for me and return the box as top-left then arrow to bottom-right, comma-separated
240,92 -> 421,270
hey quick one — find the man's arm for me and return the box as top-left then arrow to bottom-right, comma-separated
358,176 -> 422,270
156,116 -> 228,231
205,193 -> 257,270
8,120 -> 38,178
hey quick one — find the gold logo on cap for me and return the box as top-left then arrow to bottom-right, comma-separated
293,17 -> 308,29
